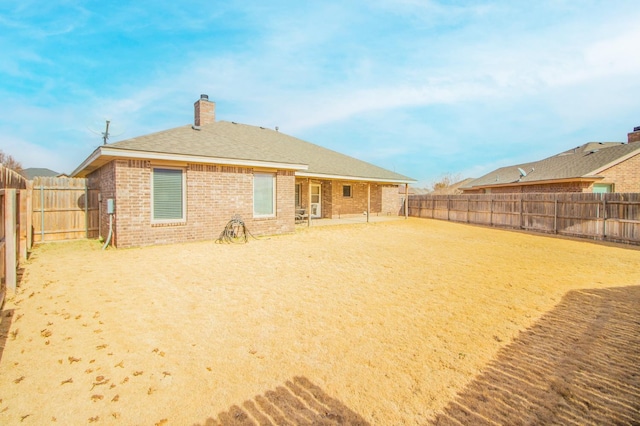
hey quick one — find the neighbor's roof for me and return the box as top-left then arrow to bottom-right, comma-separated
462,142 -> 640,189
72,121 -> 415,183
22,167 -> 60,179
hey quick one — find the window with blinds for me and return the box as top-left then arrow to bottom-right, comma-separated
152,168 -> 185,221
254,172 -> 276,217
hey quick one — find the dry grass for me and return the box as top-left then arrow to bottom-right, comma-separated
0,218 -> 638,425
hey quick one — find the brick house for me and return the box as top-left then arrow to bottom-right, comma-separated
461,127 -> 640,194
71,95 -> 415,247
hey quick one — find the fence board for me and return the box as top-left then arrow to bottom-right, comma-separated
0,165 -> 27,302
409,193 -> 640,245
31,177 -> 99,243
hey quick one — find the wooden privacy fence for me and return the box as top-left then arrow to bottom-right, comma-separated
0,165 -> 29,305
31,177 -> 99,243
409,193 -> 640,245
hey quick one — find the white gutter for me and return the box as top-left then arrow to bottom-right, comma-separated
72,146 -> 309,177
295,171 -> 415,184
467,176 -> 603,189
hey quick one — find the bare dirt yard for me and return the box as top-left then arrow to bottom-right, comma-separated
0,218 -> 638,425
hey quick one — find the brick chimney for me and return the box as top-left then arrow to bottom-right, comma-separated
628,126 -> 640,143
194,94 -> 215,126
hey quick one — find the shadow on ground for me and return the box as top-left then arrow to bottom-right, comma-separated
197,376 -> 369,426
0,308 -> 14,366
432,285 -> 640,425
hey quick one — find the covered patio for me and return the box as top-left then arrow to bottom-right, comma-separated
294,177 -> 409,223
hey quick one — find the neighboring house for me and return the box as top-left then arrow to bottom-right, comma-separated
398,185 -> 430,195
429,178 -> 475,195
461,127 -> 640,194
72,95 -> 415,248
22,167 -> 61,179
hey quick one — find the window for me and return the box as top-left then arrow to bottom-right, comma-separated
152,168 -> 185,221
254,172 -> 276,217
295,183 -> 302,208
342,184 -> 352,197
592,184 -> 613,193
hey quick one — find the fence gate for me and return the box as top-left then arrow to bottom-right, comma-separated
31,177 -> 99,243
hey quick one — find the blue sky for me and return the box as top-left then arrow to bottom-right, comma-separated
2,1 -> 640,187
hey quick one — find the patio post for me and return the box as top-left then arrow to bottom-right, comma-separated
307,178 -> 311,227
367,183 -> 370,223
405,184 -> 409,219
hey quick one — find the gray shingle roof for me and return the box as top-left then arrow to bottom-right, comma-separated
82,121 -> 414,182
463,142 -> 640,189
23,167 -> 60,179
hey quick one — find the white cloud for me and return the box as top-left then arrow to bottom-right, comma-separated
3,0 -> 640,184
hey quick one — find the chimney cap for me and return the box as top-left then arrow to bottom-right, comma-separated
633,126 -> 640,132
200,94 -> 209,101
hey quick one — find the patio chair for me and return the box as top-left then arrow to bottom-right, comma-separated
295,208 -> 308,223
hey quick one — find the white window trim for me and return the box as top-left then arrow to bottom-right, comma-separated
253,172 -> 276,218
151,166 -> 187,224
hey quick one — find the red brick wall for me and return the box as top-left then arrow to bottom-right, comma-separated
97,160 -> 295,248
381,185 -> 402,215
321,181 -> 332,218
595,152 -> 640,192
628,131 -> 640,143
522,182 -> 591,193
472,182 -> 591,194
194,97 -> 215,126
88,161 -> 116,243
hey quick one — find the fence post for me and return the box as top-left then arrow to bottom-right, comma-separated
85,182 -> 89,238
40,185 -> 45,242
602,198 -> 607,239
466,198 -> 470,223
520,196 -> 524,229
18,189 -> 25,260
553,195 -> 558,234
404,184 -> 409,219
5,188 -> 17,293
25,181 -> 33,253
490,197 -> 493,226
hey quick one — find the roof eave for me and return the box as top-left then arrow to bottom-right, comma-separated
71,147 -> 309,177
466,176 -> 603,190
296,171 -> 416,184
71,146 -> 103,178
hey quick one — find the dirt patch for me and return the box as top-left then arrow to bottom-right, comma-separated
0,219 -> 638,424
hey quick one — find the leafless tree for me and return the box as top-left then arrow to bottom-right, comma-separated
430,172 -> 463,192
0,150 -> 24,175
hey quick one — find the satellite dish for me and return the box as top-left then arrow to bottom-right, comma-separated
517,167 -> 527,177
